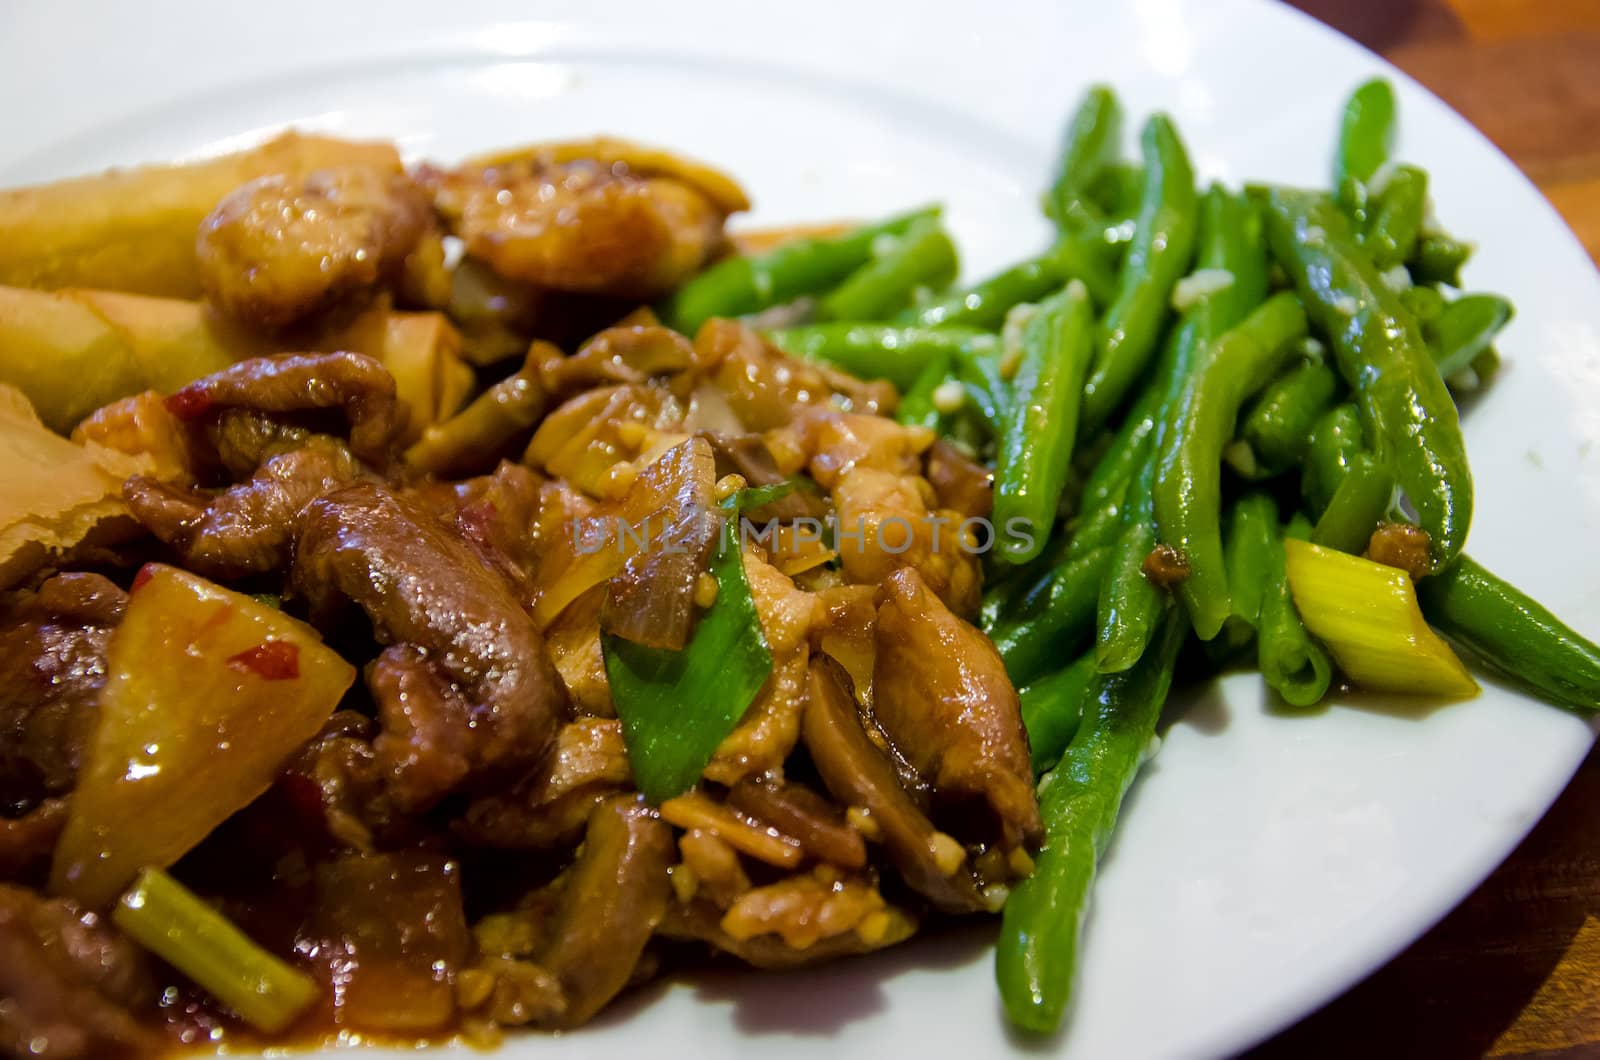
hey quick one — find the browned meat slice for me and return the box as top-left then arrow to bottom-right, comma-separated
872,568 -> 1042,853
422,158 -> 727,299
537,325 -> 701,397
197,167 -> 433,330
455,718 -> 632,849
280,711 -> 390,852
437,461 -> 546,589
925,438 -> 993,520
803,656 -> 989,913
465,795 -> 672,1029
727,777 -> 868,870
294,482 -> 567,811
0,573 -> 125,815
298,851 -> 471,1034
123,437 -> 367,579
162,351 -> 403,464
0,884 -> 158,1059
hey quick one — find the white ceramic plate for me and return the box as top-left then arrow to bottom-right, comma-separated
4,0 -> 1597,1056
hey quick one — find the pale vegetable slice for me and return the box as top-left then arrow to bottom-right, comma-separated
0,383 -> 152,588
1284,539 -> 1479,698
50,565 -> 356,907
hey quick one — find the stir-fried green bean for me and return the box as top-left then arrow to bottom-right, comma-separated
816,218 -> 959,322
1044,85 -> 1123,233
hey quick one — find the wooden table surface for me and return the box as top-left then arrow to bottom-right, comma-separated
1253,2 -> 1600,1056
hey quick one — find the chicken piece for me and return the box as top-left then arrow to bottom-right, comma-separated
873,568 -> 1042,853
196,167 -> 433,330
466,795 -> 673,1029
803,656 -> 990,913
422,158 -> 727,299
162,351 -> 403,464
0,574 -> 125,815
809,583 -> 879,709
707,432 -> 831,522
784,408 -> 934,489
831,466 -> 982,617
294,482 -> 567,810
455,718 -> 632,850
0,884 -> 158,1060
124,436 -> 368,579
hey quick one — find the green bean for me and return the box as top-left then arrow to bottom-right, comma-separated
1335,175 -> 1371,231
1044,85 -> 1123,233
1418,556 -> 1600,712
816,219 -> 959,322
762,324 -> 994,390
1260,187 -> 1473,571
895,350 -> 953,430
1427,293 -> 1513,378
1153,291 -> 1309,641
1310,453 -> 1395,554
995,281 -> 1095,564
992,546 -> 1115,687
1365,164 -> 1429,269
952,339 -> 1011,434
1237,357 -> 1342,475
899,237 -> 1116,329
1301,403 -> 1366,516
1410,233 -> 1474,287
1215,491 -> 1279,654
1096,454 -> 1164,673
662,205 -> 939,333
996,607 -> 1188,1033
1399,284 -> 1446,325
1068,481 -> 1132,557
1078,386 -> 1160,517
1259,513 -> 1334,707
1090,162 -> 1145,222
1020,651 -> 1097,775
1334,78 -> 1396,191
1082,115 -> 1200,433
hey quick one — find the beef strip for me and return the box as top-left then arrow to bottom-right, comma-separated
0,884 -> 158,1060
293,482 -> 567,811
124,437 -> 368,579
0,574 -> 126,816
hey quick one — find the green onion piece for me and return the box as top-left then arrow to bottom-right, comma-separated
604,504 -> 774,802
114,868 -> 319,1033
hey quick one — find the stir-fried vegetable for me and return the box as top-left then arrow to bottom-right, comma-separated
1284,540 -> 1478,698
50,565 -> 356,906
115,868 -> 320,1032
604,502 -> 772,803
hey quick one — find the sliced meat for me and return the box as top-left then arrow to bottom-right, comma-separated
0,574 -> 125,815
468,795 -> 672,1028
872,568 -> 1042,853
727,777 -> 867,871
163,351 -> 403,464
0,799 -> 67,885
197,167 -> 433,330
123,437 -> 367,579
0,884 -> 158,1060
803,656 -> 988,913
455,718 -> 632,849
294,482 -> 567,811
